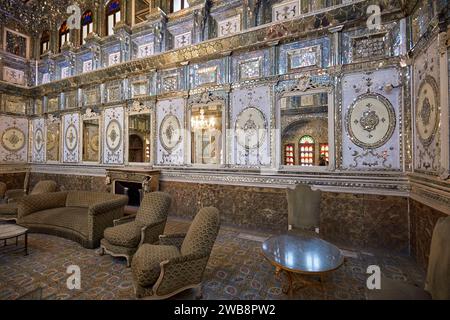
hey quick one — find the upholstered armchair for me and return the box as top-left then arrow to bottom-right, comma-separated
4,171 -> 30,203
100,192 -> 172,267
131,207 -> 220,299
286,183 -> 321,231
0,180 -> 57,222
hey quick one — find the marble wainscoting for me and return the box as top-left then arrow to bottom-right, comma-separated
409,200 -> 447,270
320,192 -> 409,254
29,172 -> 107,192
0,172 -> 27,189
160,181 -> 289,232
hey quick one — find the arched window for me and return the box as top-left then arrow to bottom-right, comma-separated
106,0 -> 121,36
40,30 -> 50,55
80,10 -> 94,45
299,135 -> 314,166
170,0 -> 189,13
59,21 -> 70,52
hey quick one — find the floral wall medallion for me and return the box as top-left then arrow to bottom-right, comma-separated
103,107 -> 124,164
415,76 -> 439,146
63,113 -> 80,163
32,118 -> 45,163
159,114 -> 182,152
231,86 -> 271,166
156,99 -> 184,165
346,93 -> 396,149
0,116 -> 28,162
235,107 -> 267,150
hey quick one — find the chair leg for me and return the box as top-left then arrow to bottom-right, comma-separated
98,247 -> 105,256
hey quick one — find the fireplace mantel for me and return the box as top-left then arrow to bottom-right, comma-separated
105,167 -> 160,194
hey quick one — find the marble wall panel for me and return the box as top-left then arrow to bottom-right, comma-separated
31,118 -> 45,163
62,113 -> 80,163
29,172 -> 106,193
103,106 -> 124,164
0,172 -> 26,189
320,192 -> 409,253
0,116 -> 28,163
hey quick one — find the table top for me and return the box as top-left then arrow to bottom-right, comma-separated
0,224 -> 28,240
261,233 -> 344,274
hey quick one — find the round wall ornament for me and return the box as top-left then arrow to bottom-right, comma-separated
159,114 -> 182,151
346,93 -> 396,149
1,127 -> 26,152
35,128 -> 44,152
65,124 -> 78,152
235,106 -> 267,150
415,76 -> 439,146
106,119 -> 122,151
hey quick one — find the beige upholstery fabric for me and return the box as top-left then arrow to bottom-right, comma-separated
101,192 -> 172,264
0,182 -> 6,199
286,184 -> 321,230
425,216 -> 450,300
104,221 -> 143,248
30,180 -> 57,195
132,244 -> 181,287
18,191 -> 128,248
181,207 -> 221,256
66,191 -> 114,208
131,206 -> 220,299
0,203 -> 18,217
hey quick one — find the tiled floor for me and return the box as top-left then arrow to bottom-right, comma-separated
0,218 -> 425,300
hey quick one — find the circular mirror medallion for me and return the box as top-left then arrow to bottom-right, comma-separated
65,124 -> 78,152
235,107 -> 267,150
1,127 -> 25,152
90,134 -> 99,152
159,114 -> 182,151
106,120 -> 122,151
35,128 -> 44,152
346,93 -> 395,149
415,76 -> 439,146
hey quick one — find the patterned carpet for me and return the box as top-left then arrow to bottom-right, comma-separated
0,218 -> 425,300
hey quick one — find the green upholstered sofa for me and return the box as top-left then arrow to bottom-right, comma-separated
17,191 -> 128,249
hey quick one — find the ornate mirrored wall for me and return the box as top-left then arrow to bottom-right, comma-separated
0,116 -> 28,163
46,116 -> 60,162
126,101 -> 153,164
156,98 -> 185,165
81,108 -> 100,163
62,113 -> 80,163
103,106 -> 125,165
31,118 -> 45,163
230,85 -> 273,167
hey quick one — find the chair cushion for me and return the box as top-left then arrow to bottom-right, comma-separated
103,221 -> 143,248
132,244 -> 180,287
0,203 -> 18,215
20,207 -> 88,237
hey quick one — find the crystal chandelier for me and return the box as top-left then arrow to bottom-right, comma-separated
191,108 -> 216,130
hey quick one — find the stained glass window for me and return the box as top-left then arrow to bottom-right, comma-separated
59,21 -> 70,52
81,10 -> 94,45
284,144 -> 295,165
106,0 -> 121,36
319,143 -> 329,166
299,135 -> 314,166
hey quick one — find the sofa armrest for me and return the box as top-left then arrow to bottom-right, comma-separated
159,233 -> 186,248
88,196 -> 128,217
113,214 -> 136,226
139,220 -> 167,246
17,192 -> 68,220
153,253 -> 209,296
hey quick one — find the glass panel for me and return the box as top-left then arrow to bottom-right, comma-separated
116,11 -> 121,23
190,105 -> 222,165
128,114 -> 151,163
108,15 -> 114,35
46,122 -> 60,162
82,119 -> 100,162
281,92 -> 328,167
173,0 -> 182,12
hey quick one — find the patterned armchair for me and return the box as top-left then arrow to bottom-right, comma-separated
0,180 -> 57,222
131,207 -> 220,299
100,192 -> 172,267
4,171 -> 30,203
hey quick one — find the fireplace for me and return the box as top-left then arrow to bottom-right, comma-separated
105,168 -> 160,214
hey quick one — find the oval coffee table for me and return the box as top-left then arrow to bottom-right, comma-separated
0,224 -> 28,255
262,233 -> 344,297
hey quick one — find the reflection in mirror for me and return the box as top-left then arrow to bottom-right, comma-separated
281,92 -> 329,167
190,105 -> 222,165
128,114 -> 151,163
46,122 -> 60,161
82,119 -> 100,162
